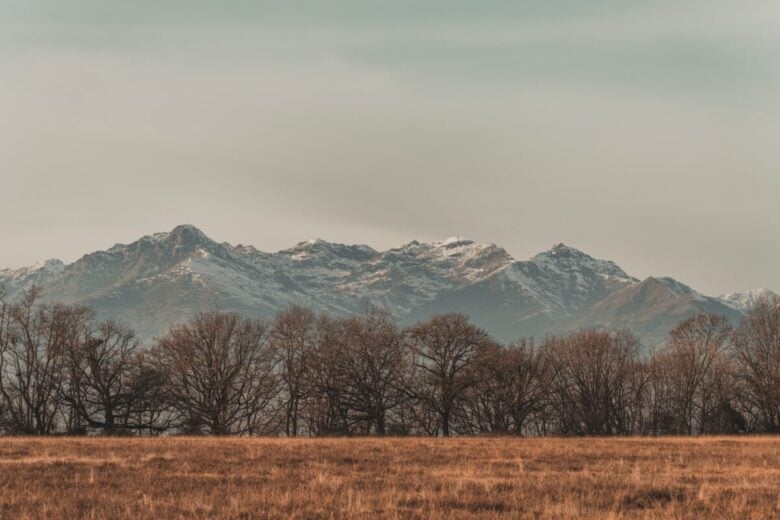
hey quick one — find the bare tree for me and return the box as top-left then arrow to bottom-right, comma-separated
407,314 -> 494,436
506,340 -> 553,435
732,295 -> 780,432
154,311 -> 279,435
304,315 -> 351,435
1,291 -> 777,439
457,343 -> 512,434
0,288 -> 91,434
462,340 -> 550,435
653,314 -> 734,434
270,306 -> 318,437
127,351 -> 176,436
545,329 -> 645,435
0,290 -> 10,431
646,352 -> 679,434
59,320 -> 164,435
338,310 -> 411,435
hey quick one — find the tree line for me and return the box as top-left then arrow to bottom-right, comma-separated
1,287 -> 779,436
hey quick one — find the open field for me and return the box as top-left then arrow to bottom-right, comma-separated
0,437 -> 779,519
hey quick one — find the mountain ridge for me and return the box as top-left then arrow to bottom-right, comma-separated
0,225 -> 771,346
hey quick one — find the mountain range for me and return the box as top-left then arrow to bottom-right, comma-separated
0,225 -> 773,348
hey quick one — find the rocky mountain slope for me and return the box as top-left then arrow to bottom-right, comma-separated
0,225 -> 768,347
561,277 -> 744,347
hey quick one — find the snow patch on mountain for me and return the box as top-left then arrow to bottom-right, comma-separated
719,288 -> 777,311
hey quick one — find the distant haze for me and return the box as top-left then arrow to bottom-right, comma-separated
1,0 -> 779,295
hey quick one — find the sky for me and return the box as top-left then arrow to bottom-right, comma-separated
1,0 -> 779,295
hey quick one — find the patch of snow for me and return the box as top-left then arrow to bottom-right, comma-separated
719,288 -> 777,311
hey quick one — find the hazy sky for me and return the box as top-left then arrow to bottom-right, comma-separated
2,1 -> 779,295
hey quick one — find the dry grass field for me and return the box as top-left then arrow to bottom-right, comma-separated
0,437 -> 779,519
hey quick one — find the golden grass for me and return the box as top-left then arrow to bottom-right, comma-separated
1,436 -> 779,519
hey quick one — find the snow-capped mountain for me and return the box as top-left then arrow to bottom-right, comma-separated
718,288 -> 778,311
0,259 -> 65,294
415,242 -> 640,340
0,225 -> 760,346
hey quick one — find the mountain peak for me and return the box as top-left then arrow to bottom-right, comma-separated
141,224 -> 212,245
719,288 -> 778,311
427,237 -> 481,255
286,237 -> 348,250
532,243 -> 633,281
437,237 -> 474,246
172,223 -> 203,233
167,224 -> 210,241
533,242 -> 590,261
280,239 -> 377,264
0,258 -> 65,282
32,258 -> 65,271
395,237 -> 481,255
288,238 -> 340,251
542,242 -> 586,257
642,276 -> 697,297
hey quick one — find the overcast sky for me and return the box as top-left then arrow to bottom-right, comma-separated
1,1 -> 779,295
